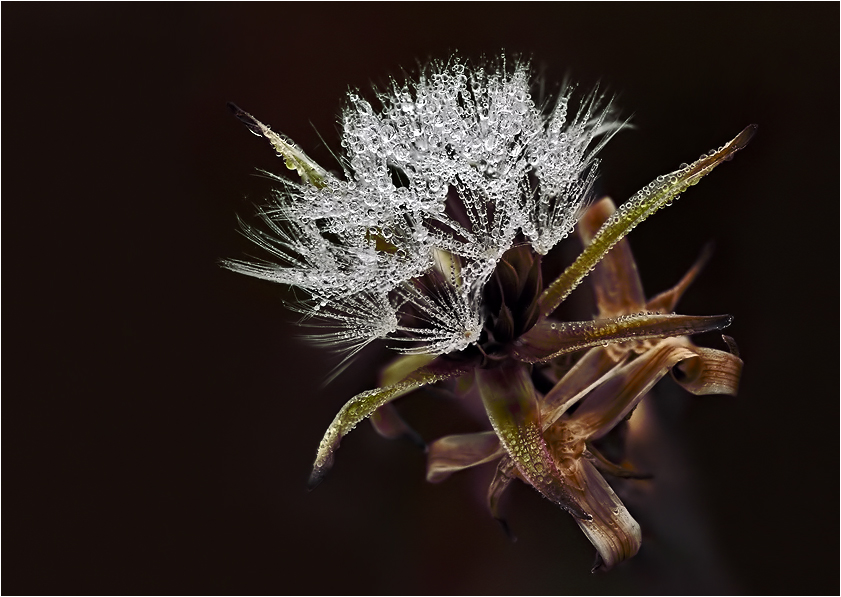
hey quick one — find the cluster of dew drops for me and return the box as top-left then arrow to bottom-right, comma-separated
239,58 -> 623,356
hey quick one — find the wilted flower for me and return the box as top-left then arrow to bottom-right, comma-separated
224,56 -> 753,570
425,197 -> 744,570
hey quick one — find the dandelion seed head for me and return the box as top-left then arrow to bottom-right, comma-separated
227,56 -> 622,356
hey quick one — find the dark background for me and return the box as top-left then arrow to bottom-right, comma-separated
5,3 -> 839,595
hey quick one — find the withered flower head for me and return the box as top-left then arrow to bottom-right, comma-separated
224,56 -> 752,570
426,197 -> 744,570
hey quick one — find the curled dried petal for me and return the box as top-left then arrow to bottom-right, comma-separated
369,402 -> 425,449
568,460 -> 642,572
540,346 -> 627,429
488,456 -> 517,524
569,338 -> 700,439
721,334 -> 740,357
426,431 -> 503,483
672,345 -> 743,396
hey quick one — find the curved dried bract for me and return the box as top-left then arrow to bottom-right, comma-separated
511,313 -> 733,363
646,242 -> 714,314
569,460 -> 642,572
672,342 -> 743,396
426,431 -> 504,483
569,338 -> 703,439
579,196 -> 714,319
488,457 -> 517,523
577,198 -> 646,316
539,346 -> 626,428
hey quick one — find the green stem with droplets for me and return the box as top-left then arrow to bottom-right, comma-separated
476,360 -> 590,520
309,357 -> 475,489
539,124 -> 756,317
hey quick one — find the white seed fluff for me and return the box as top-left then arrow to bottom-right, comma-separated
223,57 -> 622,356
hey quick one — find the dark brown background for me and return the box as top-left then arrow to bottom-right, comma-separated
6,3 -> 838,594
